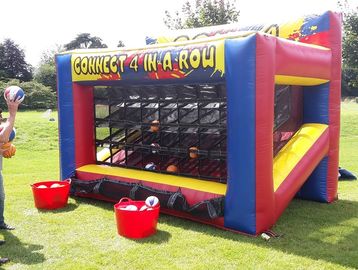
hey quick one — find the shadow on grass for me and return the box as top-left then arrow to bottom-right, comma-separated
36,202 -> 78,213
0,231 -> 45,266
71,195 -> 358,268
125,229 -> 172,244
159,198 -> 358,269
71,197 -> 172,243
71,196 -> 114,210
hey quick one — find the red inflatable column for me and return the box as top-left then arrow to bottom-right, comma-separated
255,34 -> 276,233
325,12 -> 342,202
72,83 -> 95,168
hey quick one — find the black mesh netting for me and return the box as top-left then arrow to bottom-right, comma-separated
94,83 -> 227,183
94,84 -> 302,182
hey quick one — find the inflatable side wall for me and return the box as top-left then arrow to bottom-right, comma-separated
56,11 -> 341,235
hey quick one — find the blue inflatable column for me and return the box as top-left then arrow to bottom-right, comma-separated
224,36 -> 257,234
297,83 -> 330,202
56,54 -> 76,180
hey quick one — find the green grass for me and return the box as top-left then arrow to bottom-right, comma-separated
0,104 -> 357,269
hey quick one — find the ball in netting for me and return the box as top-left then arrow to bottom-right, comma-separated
150,143 -> 160,154
189,146 -> 199,159
150,120 -> 160,132
166,164 -> 178,173
4,86 -> 25,103
145,162 -> 156,170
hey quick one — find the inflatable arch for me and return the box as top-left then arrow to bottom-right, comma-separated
56,11 -> 341,235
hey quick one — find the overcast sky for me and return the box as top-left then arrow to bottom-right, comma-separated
0,0 -> 354,67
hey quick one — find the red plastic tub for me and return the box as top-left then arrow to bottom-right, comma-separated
114,197 -> 160,239
31,180 -> 71,210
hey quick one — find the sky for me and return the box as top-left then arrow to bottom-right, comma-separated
0,0 -> 356,67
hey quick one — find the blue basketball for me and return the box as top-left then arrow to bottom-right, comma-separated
145,162 -> 156,170
9,128 -> 16,141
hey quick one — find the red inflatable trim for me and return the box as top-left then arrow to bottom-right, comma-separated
255,34 -> 275,234
73,84 -> 95,168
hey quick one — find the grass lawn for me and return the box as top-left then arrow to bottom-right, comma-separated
0,103 -> 357,270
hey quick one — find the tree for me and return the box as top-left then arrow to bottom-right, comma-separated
40,45 -> 64,66
64,33 -> 108,50
22,80 -> 57,109
164,0 -> 239,29
34,46 -> 64,92
341,4 -> 358,95
343,10 -> 358,69
0,79 -> 56,109
34,64 -> 57,92
117,40 -> 125,47
0,39 -> 33,81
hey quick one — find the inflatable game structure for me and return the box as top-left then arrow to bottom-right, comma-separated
56,11 -> 341,235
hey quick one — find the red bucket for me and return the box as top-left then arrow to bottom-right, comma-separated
114,197 -> 160,239
31,180 -> 71,210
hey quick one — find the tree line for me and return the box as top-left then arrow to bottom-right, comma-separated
0,33 -> 124,110
341,1 -> 358,97
0,0 -> 356,111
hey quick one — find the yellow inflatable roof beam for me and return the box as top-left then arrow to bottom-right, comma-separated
77,164 -> 227,195
275,75 -> 329,86
273,123 -> 328,191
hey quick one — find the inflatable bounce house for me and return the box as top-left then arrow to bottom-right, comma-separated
56,11 -> 341,235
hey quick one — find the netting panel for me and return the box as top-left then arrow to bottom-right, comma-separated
94,83 -> 228,183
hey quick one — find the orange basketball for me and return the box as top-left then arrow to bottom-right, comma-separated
189,146 -> 199,159
1,142 -> 16,158
150,120 -> 160,132
166,164 -> 178,173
